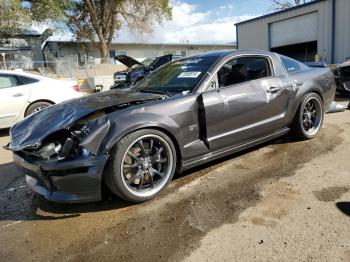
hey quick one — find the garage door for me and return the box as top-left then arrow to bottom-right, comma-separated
270,12 -> 319,48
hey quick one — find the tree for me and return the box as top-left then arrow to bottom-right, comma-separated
29,0 -> 172,63
0,0 -> 30,45
270,0 -> 314,10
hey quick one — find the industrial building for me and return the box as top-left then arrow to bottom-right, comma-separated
235,0 -> 350,64
44,41 -> 236,66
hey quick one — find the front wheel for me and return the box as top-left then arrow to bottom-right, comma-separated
25,101 -> 53,117
292,93 -> 324,140
104,129 -> 177,203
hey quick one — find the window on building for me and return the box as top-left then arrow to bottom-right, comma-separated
116,50 -> 127,56
218,56 -> 272,88
144,50 -> 157,58
163,51 -> 175,55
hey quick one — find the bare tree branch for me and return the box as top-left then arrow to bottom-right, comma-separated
270,0 -> 311,10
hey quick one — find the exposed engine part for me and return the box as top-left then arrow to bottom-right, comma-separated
37,143 -> 62,160
20,116 -> 111,162
58,138 -> 74,158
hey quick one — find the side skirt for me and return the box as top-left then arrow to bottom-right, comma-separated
181,127 -> 290,171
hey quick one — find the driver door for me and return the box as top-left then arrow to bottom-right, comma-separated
201,55 -> 291,151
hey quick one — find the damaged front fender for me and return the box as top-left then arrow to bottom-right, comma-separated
79,118 -> 111,155
9,90 -> 162,152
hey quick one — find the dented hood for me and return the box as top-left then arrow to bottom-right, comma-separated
9,90 -> 162,151
115,55 -> 144,68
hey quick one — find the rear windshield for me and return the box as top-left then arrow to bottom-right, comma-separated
133,56 -> 218,96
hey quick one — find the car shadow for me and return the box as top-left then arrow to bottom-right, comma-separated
335,93 -> 350,102
0,134 -> 297,222
336,202 -> 350,217
0,128 -> 9,137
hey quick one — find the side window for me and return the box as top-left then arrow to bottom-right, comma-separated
152,55 -> 172,69
280,56 -> 302,73
217,56 -> 272,88
0,74 -> 19,89
17,76 -> 39,85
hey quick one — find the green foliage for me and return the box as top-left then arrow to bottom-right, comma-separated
0,0 -> 172,62
29,0 -> 73,22
0,0 -> 30,45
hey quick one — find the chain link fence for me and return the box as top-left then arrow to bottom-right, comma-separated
0,55 -> 96,80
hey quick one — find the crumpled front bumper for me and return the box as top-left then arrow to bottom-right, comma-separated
13,153 -> 109,203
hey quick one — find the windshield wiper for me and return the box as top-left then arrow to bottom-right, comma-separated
140,89 -> 171,97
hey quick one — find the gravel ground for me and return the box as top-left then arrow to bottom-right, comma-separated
0,100 -> 349,262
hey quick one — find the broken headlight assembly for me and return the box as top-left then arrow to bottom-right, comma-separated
22,112 -> 111,161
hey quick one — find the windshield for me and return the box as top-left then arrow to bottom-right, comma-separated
133,56 -> 218,95
142,58 -> 156,67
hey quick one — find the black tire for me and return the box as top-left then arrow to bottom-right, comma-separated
25,101 -> 54,117
104,129 -> 177,203
292,93 -> 324,140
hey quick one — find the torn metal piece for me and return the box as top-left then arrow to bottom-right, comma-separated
79,119 -> 111,156
326,101 -> 346,114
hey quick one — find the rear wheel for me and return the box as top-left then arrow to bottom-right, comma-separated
25,101 -> 54,117
292,93 -> 324,140
104,129 -> 177,203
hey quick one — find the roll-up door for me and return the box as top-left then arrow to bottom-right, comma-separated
270,12 -> 318,48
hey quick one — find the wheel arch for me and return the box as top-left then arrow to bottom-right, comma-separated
106,125 -> 183,172
289,89 -> 324,128
24,99 -> 55,116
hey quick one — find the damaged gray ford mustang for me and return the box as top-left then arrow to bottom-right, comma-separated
7,50 -> 336,203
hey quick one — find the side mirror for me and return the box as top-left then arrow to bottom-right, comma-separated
207,80 -> 217,92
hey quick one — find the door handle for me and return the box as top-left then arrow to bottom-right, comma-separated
13,93 -> 24,97
267,86 -> 281,93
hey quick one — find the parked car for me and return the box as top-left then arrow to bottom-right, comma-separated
0,70 -> 84,129
112,54 -> 182,89
334,61 -> 350,95
8,50 -> 335,204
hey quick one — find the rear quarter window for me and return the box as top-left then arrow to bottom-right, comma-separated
280,55 -> 307,74
17,75 -> 39,85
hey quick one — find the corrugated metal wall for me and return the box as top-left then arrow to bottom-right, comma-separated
237,0 -> 350,64
335,0 -> 350,62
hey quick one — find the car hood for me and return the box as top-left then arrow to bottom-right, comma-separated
115,55 -> 144,68
339,61 -> 350,69
9,90 -> 162,151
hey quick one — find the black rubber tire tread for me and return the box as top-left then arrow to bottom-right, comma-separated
25,101 -> 54,117
292,93 -> 324,140
103,129 -> 177,203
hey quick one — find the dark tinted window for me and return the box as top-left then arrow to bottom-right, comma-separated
134,56 -> 218,95
218,56 -> 272,87
151,55 -> 172,69
17,75 -> 39,85
280,56 -> 303,73
0,74 -> 19,89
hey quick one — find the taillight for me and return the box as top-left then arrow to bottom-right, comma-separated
72,84 -> 81,92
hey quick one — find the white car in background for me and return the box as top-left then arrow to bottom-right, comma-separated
0,70 -> 84,129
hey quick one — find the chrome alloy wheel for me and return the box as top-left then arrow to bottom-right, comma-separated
302,97 -> 323,136
33,106 -> 47,114
120,134 -> 174,197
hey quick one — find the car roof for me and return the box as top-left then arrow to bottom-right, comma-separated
195,49 -> 275,59
0,70 -> 46,80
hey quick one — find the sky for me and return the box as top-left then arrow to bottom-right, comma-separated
48,0 -> 275,45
